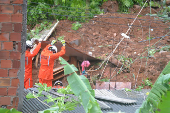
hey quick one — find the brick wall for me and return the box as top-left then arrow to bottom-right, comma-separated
0,0 -> 26,111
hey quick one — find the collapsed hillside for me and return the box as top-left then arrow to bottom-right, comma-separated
32,1 -> 170,89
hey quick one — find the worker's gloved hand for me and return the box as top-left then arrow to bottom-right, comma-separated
61,40 -> 66,46
51,40 -> 57,46
34,40 -> 39,45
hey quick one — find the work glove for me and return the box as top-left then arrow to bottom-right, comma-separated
51,40 -> 57,46
61,40 -> 66,46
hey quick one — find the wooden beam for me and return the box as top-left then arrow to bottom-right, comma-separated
53,69 -> 64,75
62,55 -> 69,61
43,21 -> 59,41
35,53 -> 40,68
53,74 -> 67,81
70,56 -> 77,68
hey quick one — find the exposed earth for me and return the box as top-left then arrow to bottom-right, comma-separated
32,1 -> 170,89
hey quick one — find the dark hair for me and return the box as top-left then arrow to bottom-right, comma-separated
26,45 -> 32,50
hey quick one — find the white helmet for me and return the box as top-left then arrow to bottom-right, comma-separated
54,80 -> 63,86
48,45 -> 57,53
26,40 -> 33,49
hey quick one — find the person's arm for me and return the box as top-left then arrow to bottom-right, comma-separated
28,42 -> 41,57
50,46 -> 66,59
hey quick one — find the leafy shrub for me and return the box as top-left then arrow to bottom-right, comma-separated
117,0 -> 147,12
27,0 -> 106,27
72,22 -> 82,30
0,108 -> 21,113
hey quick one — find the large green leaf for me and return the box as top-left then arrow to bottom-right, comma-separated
156,91 -> 170,113
59,57 -> 68,65
64,64 -> 78,75
0,108 -> 21,113
79,75 -> 95,97
81,91 -> 92,112
160,61 -> 170,75
67,73 -> 84,96
58,56 -> 102,113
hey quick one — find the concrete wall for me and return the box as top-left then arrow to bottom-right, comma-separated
0,0 -> 26,111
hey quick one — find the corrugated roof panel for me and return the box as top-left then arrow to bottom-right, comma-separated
22,88 -> 149,113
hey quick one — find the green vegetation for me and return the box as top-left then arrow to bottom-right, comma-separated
136,61 -> 170,113
72,22 -> 82,30
135,78 -> 153,91
149,1 -> 161,8
59,57 -> 102,113
57,36 -> 65,41
148,0 -> 170,22
0,108 -> 21,113
27,21 -> 52,40
100,78 -> 110,82
135,85 -> 144,91
117,0 -> 147,12
26,57 -> 102,113
27,0 -> 107,27
117,55 -> 132,71
144,78 -> 153,87
148,49 -> 156,57
26,83 -> 80,113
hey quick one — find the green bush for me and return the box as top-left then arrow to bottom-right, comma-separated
27,0 -> 106,27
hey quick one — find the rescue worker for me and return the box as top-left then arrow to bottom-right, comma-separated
53,80 -> 65,88
38,40 -> 66,87
25,38 -> 41,89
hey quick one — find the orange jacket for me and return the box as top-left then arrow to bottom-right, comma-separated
38,44 -> 66,80
25,43 -> 41,79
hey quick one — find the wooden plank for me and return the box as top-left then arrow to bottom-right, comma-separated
53,74 -> 67,81
53,69 -> 64,75
35,53 -> 40,68
43,21 -> 59,41
53,65 -> 64,72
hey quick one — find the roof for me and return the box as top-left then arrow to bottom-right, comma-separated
22,87 -> 150,113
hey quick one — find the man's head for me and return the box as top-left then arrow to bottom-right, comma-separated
48,45 -> 57,53
26,40 -> 33,50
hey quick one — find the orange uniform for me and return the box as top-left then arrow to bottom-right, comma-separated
38,44 -> 66,87
25,43 -> 41,89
